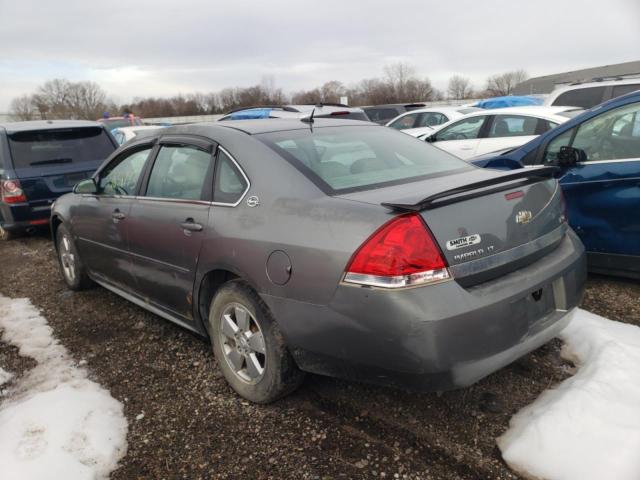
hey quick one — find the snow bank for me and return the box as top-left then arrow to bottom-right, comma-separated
498,308 -> 640,480
0,366 -> 12,387
0,295 -> 128,480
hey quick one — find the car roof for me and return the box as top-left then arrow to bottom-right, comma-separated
462,105 -> 580,120
165,118 -> 379,136
362,103 -> 427,109
0,119 -> 104,133
112,125 -> 163,133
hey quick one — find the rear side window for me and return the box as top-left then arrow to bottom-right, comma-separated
146,145 -> 212,200
8,127 -> 114,169
612,84 -> 640,99
488,115 -> 538,138
213,149 -> 248,204
258,126 -> 471,193
552,87 -> 606,109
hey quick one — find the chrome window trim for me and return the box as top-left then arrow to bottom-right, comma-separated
212,146 -> 251,208
577,158 -> 640,165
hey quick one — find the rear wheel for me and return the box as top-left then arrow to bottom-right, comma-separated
0,225 -> 20,241
56,224 -> 93,290
209,280 -> 304,403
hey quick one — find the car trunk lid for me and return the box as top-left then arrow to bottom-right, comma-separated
337,167 -> 566,286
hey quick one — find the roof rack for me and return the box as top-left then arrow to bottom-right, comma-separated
224,105 -> 300,115
563,73 -> 640,86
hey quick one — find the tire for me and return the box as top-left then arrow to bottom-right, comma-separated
55,223 -> 94,290
209,280 -> 304,403
0,225 -> 20,241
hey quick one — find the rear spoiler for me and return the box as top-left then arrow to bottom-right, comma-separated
382,166 -> 559,212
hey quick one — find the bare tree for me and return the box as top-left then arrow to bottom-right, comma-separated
447,75 -> 474,100
9,95 -> 36,120
485,70 -> 528,97
66,81 -> 108,119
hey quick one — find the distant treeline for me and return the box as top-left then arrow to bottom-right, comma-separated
8,64 -> 527,120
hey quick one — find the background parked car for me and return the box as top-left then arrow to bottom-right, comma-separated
218,104 -> 369,122
97,114 -> 144,130
544,78 -> 640,109
361,103 -> 428,124
0,120 -> 117,240
112,125 -> 167,145
420,106 -> 582,160
386,106 -> 482,134
51,118 -> 586,403
472,91 -> 640,279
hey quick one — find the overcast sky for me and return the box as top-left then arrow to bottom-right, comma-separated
0,0 -> 639,111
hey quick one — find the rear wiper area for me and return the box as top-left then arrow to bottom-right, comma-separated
30,158 -> 73,166
382,166 -> 559,212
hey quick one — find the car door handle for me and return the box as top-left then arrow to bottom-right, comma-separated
459,146 -> 474,150
112,210 -> 126,220
180,220 -> 203,232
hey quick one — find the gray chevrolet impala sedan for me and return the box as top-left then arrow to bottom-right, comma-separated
51,118 -> 586,403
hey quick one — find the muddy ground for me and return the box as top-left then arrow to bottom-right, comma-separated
1,233 -> 638,479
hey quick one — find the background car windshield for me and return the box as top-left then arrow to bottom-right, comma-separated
258,126 -> 470,193
8,127 -> 114,168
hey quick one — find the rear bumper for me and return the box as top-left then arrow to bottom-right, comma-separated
263,229 -> 587,391
0,201 -> 52,231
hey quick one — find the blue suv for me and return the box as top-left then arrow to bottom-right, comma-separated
472,91 -> 640,279
0,120 -> 117,240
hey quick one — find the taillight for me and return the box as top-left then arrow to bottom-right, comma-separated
1,179 -> 27,204
344,213 -> 450,288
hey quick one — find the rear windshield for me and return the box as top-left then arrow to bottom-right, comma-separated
257,126 -> 471,193
8,127 -> 115,168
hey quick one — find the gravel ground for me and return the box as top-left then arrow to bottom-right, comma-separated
1,233 -> 638,479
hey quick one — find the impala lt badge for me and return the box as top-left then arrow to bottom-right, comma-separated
516,210 -> 533,224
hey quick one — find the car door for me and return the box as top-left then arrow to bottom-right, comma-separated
428,115 -> 487,159
541,101 -> 640,258
476,114 -> 543,157
126,136 -> 215,321
71,142 -> 155,289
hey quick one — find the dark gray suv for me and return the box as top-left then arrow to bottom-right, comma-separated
51,119 -> 586,403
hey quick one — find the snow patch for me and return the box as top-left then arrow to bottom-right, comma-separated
0,295 -> 128,480
0,366 -> 13,387
498,308 -> 640,480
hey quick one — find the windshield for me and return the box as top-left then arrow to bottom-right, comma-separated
8,127 -> 115,168
258,126 -> 471,193
101,118 -> 143,128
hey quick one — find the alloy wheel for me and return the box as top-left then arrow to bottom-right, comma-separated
219,303 -> 266,384
59,234 -> 76,283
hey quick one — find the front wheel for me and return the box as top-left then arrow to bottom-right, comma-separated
56,224 -> 93,290
209,280 -> 304,403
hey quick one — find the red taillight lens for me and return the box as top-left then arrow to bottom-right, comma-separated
1,179 -> 27,204
344,213 -> 450,288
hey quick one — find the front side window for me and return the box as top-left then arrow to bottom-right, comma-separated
612,84 -> 640,99
416,112 -> 448,127
571,102 -> 640,161
213,149 -> 248,204
258,126 -> 470,193
488,115 -> 538,138
146,145 -> 212,200
390,113 -> 418,130
99,147 -> 152,195
543,102 -> 640,163
435,116 -> 486,141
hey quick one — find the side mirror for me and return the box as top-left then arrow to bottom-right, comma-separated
424,134 -> 436,143
557,146 -> 586,167
73,178 -> 98,194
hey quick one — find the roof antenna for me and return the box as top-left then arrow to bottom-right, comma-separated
301,107 -> 315,124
